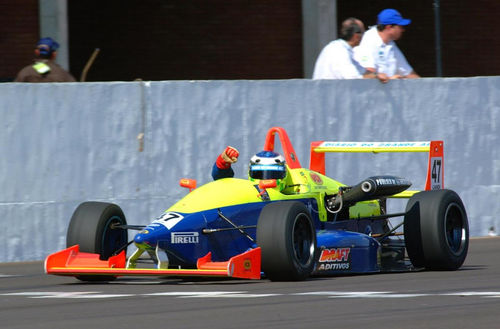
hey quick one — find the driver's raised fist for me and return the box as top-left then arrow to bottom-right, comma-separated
216,146 -> 239,169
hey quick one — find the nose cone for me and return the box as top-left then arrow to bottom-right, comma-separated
134,225 -> 168,249
133,211 -> 208,265
134,230 -> 150,245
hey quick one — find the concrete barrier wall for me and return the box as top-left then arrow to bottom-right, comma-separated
1,77 -> 499,262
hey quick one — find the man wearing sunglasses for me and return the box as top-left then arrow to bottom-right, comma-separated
354,9 -> 420,83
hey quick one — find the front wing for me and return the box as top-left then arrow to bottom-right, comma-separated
45,245 -> 261,280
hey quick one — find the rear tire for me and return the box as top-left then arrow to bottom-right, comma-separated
257,201 -> 316,281
404,189 -> 469,270
67,202 -> 128,281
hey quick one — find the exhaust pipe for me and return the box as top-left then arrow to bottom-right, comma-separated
330,176 -> 412,209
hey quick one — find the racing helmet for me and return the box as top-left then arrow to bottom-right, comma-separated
249,151 -> 287,190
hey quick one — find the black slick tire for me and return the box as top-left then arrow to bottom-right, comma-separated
404,189 -> 469,270
257,201 -> 316,281
66,201 -> 128,281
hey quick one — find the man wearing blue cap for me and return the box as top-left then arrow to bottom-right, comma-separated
354,9 -> 420,83
15,37 -> 76,82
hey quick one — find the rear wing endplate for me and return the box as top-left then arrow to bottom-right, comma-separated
309,141 -> 444,191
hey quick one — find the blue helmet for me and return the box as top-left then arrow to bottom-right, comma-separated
249,151 -> 287,190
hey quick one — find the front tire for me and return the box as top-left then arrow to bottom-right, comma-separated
404,189 -> 469,270
257,201 -> 316,281
67,201 -> 128,281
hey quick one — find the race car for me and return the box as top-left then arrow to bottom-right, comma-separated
45,127 -> 469,281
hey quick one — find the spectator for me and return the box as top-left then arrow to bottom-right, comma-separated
15,37 -> 76,82
354,9 -> 420,83
313,18 -> 373,80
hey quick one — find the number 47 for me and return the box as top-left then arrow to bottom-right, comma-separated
431,158 -> 442,184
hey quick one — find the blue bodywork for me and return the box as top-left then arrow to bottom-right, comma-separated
133,196 -> 382,275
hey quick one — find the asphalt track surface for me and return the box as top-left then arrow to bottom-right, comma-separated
1,237 -> 499,329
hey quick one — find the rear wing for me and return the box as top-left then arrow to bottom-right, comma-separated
309,141 -> 444,192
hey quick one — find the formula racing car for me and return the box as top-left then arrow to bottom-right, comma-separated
45,127 -> 469,281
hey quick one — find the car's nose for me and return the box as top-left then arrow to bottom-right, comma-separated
133,225 -> 168,248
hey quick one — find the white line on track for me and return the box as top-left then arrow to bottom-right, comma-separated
1,292 -> 135,299
294,291 -> 431,298
146,291 -> 282,298
2,291 -> 500,299
295,291 -> 500,298
441,291 -> 500,298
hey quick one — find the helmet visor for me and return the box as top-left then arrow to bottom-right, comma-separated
249,164 -> 286,180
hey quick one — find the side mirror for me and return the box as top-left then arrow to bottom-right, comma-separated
258,179 -> 277,189
180,178 -> 197,192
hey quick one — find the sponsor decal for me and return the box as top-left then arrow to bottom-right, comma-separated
372,142 -> 429,147
152,212 -> 184,229
319,248 -> 350,262
300,171 -> 309,183
243,259 -> 252,271
321,141 -> 430,148
311,185 -> 327,191
321,142 -> 359,148
171,232 -> 199,244
251,164 -> 285,171
375,178 -> 409,186
318,263 -> 350,270
309,172 -> 323,185
318,248 -> 351,271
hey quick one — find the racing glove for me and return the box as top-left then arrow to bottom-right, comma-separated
216,146 -> 239,169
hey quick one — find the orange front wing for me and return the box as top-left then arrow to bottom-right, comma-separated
45,245 -> 261,280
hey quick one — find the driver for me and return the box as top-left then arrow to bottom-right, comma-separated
212,146 -> 288,191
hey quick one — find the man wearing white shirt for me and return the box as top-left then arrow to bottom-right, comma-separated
354,9 -> 420,83
313,18 -> 373,80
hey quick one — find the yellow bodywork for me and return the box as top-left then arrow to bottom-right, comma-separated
169,166 -> 381,222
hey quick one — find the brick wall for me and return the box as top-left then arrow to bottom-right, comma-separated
0,0 -> 39,81
439,0 -> 500,77
68,0 -> 303,81
3,1 -> 499,81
